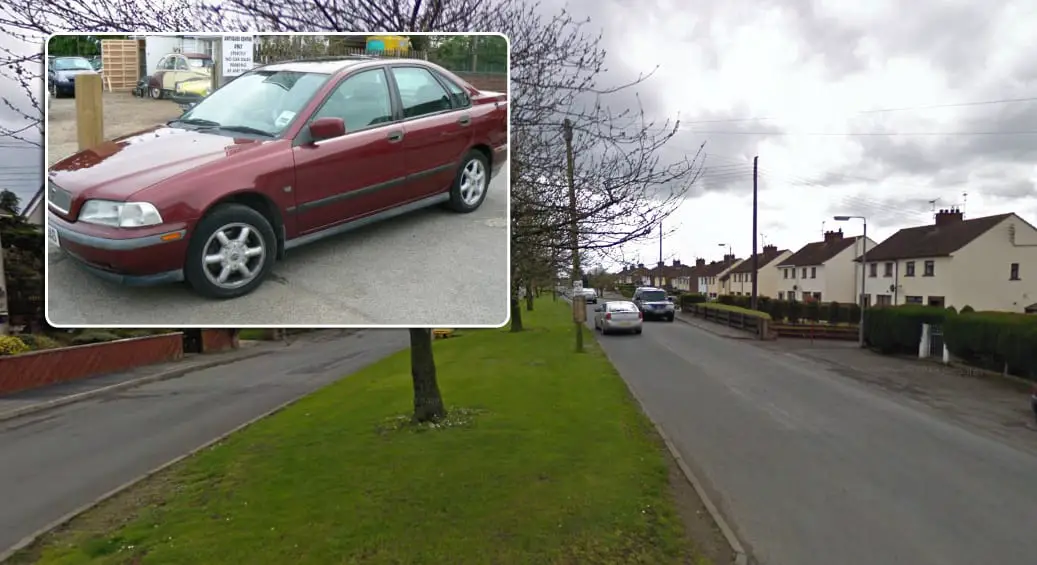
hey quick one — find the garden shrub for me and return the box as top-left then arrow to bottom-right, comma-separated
804,300 -> 821,322
70,331 -> 122,345
15,334 -> 61,350
787,300 -> 803,323
679,293 -> 707,310
0,335 -> 30,356
827,302 -> 842,324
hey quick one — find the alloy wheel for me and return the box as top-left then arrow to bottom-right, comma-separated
459,158 -> 487,206
200,222 -> 267,290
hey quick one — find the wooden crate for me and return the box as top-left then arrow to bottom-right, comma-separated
100,39 -> 140,91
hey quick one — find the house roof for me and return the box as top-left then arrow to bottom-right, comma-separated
855,213 -> 1013,262
20,185 -> 42,218
725,248 -> 790,276
698,258 -> 740,277
778,236 -> 861,267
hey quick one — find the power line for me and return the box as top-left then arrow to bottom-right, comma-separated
680,129 -> 1037,137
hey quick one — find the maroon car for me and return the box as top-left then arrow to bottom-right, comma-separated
47,57 -> 508,299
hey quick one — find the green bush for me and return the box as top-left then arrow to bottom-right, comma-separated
768,299 -> 787,322
15,333 -> 62,350
961,305 -> 975,313
617,284 -> 635,298
804,300 -> 821,322
70,331 -> 123,345
864,305 -> 952,354
944,311 -> 1037,379
679,293 -> 707,310
717,294 -> 735,305
787,300 -> 803,323
0,335 -> 30,356
827,302 -> 842,324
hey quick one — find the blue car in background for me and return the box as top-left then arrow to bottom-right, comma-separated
48,56 -> 98,98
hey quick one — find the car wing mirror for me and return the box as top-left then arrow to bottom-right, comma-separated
309,117 -> 346,142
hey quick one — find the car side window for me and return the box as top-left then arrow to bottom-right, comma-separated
436,72 -> 471,108
156,56 -> 168,70
311,68 -> 393,132
391,66 -> 452,118
175,57 -> 189,71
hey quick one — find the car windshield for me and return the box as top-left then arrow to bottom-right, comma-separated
641,291 -> 667,301
610,302 -> 638,312
54,58 -> 93,71
177,70 -> 331,137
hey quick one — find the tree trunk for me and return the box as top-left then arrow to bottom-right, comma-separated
525,281 -> 535,311
510,294 -> 524,332
410,328 -> 446,423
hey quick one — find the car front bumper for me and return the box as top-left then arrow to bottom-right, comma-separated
641,307 -> 674,319
48,211 -> 189,286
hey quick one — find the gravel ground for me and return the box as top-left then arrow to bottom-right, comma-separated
45,92 -> 509,327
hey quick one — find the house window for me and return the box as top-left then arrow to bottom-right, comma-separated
869,263 -> 877,277
783,269 -> 789,279
905,261 -> 915,277
905,295 -> 923,304
884,262 -> 893,277
810,267 -> 816,279
861,294 -> 872,307
927,296 -> 945,307
778,291 -> 785,300
802,268 -> 807,278
1010,263 -> 1020,280
923,260 -> 935,276
813,292 -> 822,301
876,294 -> 892,306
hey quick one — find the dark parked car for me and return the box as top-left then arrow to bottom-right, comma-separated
47,57 -> 508,299
48,56 -> 99,97
632,286 -> 675,321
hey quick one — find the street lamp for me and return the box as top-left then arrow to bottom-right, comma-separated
717,243 -> 732,256
833,215 -> 867,348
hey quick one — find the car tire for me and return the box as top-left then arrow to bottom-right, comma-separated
635,329 -> 642,335
183,204 -> 277,300
150,86 -> 163,100
667,315 -> 674,322
447,150 -> 490,213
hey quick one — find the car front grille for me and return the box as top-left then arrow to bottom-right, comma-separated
48,180 -> 73,214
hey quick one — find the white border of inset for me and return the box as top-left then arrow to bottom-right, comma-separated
43,32 -> 511,330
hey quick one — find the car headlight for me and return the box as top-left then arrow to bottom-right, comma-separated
79,200 -> 163,228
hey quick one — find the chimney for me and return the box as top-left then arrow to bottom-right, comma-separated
823,229 -> 843,243
762,244 -> 777,254
935,207 -> 964,227
696,258 -> 706,267
657,261 -> 664,268
672,259 -> 681,267
723,253 -> 735,262
637,263 -> 644,269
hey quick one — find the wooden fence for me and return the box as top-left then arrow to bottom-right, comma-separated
683,304 -> 769,339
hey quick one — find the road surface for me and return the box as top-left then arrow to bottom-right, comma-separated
583,301 -> 1037,565
0,329 -> 408,554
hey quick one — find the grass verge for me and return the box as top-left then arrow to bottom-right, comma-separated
11,298 -> 711,565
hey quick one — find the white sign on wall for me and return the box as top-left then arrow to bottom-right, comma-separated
221,35 -> 255,76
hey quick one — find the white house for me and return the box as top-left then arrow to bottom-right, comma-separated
855,208 -> 1037,312
673,258 -> 707,292
775,229 -> 877,304
698,255 -> 742,299
20,185 -> 43,226
720,245 -> 793,298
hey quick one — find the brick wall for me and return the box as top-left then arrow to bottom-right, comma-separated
0,334 -> 184,395
455,72 -> 508,92
201,329 -> 239,353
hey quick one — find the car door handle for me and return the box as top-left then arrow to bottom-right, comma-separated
458,115 -> 471,126
387,131 -> 404,143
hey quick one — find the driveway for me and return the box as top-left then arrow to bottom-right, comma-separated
45,95 -> 509,327
582,301 -> 1037,565
0,329 -> 408,555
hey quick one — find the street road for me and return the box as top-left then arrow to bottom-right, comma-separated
0,329 -> 408,554
45,174 -> 508,327
583,301 -> 1037,565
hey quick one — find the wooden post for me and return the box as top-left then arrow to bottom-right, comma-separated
75,74 -> 104,151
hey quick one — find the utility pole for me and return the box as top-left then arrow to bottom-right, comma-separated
211,37 -> 222,93
750,155 -> 759,310
658,221 -> 663,264
563,119 -> 583,353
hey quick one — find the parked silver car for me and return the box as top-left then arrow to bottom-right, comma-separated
576,287 -> 598,304
594,300 -> 643,335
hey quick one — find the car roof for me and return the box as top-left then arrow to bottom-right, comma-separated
256,57 -> 430,75
636,287 -> 663,292
607,300 -> 637,308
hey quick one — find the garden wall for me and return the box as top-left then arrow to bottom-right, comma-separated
0,333 -> 184,395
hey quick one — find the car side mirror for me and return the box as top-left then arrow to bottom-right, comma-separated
309,117 -> 346,141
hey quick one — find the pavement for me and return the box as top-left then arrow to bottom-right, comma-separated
582,299 -> 1037,565
44,174 -> 508,327
0,328 -> 408,555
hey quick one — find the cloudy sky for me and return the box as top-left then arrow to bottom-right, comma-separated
1,0 -> 1035,261
569,0 -> 1037,269
0,29 -> 42,210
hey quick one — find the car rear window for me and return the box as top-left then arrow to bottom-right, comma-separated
609,303 -> 638,312
640,291 -> 666,301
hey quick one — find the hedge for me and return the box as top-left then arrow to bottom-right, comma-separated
862,305 -> 953,355
943,311 -> 1037,379
617,284 -> 635,298
679,293 -> 707,309
714,294 -> 861,325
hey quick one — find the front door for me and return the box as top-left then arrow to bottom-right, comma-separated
291,67 -> 403,234
389,65 -> 473,200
